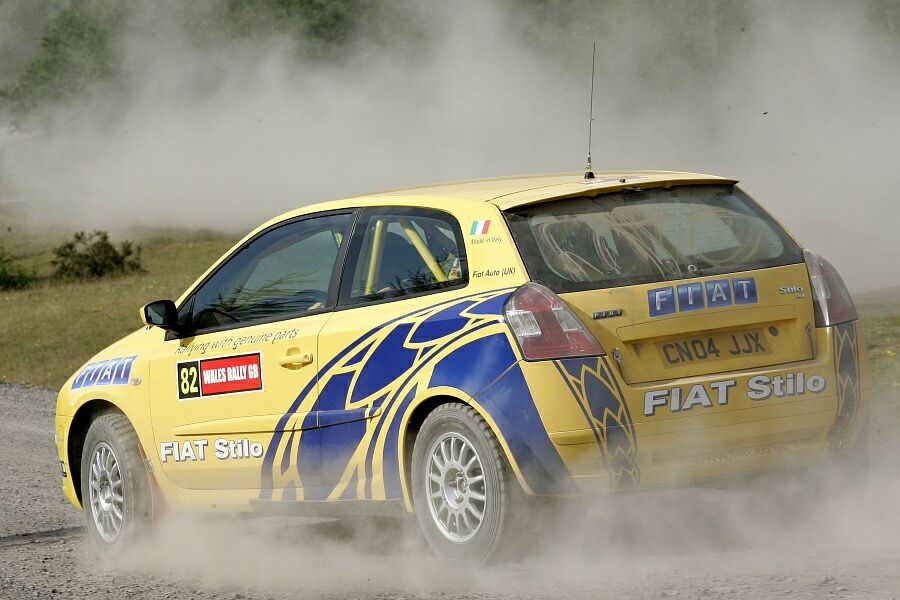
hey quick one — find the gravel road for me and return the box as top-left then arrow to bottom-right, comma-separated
2,383 -> 899,600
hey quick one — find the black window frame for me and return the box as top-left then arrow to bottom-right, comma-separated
169,208 -> 359,339
335,206 -> 469,310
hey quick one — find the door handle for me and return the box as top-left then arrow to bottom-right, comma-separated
278,348 -> 313,368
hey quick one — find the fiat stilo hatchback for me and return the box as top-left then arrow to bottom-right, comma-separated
55,171 -> 870,562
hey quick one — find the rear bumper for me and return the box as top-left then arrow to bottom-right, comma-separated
491,321 -> 870,496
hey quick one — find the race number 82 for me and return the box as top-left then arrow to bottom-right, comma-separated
177,361 -> 201,399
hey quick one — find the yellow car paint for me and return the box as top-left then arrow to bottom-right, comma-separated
55,172 -> 871,518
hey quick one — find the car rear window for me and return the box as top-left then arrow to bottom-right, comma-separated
504,185 -> 804,293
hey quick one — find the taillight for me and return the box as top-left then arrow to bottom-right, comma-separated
803,249 -> 858,327
503,282 -> 605,360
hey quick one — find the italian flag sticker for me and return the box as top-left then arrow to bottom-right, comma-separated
470,220 -> 491,235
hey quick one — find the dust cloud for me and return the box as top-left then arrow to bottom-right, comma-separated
0,0 -> 898,294
104,446 -> 900,598
0,1 -> 61,88
103,386 -> 900,596
104,392 -> 900,597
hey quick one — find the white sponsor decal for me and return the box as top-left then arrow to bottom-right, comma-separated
747,372 -> 826,401
644,380 -> 736,416
644,371 -> 827,416
159,438 -> 264,462
778,285 -> 806,298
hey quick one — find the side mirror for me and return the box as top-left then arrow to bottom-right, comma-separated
141,300 -> 180,332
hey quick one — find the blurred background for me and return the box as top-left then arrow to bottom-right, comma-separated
1,0 -> 898,290
0,0 -> 897,388
0,5 -> 898,599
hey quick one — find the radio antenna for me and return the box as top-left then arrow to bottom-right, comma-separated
584,41 -> 596,179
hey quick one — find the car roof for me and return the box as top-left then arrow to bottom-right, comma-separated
373,170 -> 736,209
260,170 -> 737,229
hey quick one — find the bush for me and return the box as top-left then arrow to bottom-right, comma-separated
52,230 -> 143,280
0,243 -> 36,290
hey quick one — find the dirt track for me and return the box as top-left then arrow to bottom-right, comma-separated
2,382 -> 899,600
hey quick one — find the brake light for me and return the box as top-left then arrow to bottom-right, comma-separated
803,249 -> 858,327
503,283 -> 605,360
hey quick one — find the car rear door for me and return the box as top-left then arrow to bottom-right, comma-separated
505,184 -> 823,481
310,206 -> 470,502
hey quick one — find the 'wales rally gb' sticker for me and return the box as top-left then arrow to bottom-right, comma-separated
177,352 -> 263,399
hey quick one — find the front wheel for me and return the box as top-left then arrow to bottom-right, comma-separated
411,403 -> 515,563
80,413 -> 152,550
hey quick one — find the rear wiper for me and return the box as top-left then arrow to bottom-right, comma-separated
684,263 -> 704,277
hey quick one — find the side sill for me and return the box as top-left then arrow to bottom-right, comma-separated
249,498 -> 407,519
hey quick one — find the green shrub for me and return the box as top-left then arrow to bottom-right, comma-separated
0,243 -> 36,290
52,230 -> 143,280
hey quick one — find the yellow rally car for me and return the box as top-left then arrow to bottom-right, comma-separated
55,171 -> 870,561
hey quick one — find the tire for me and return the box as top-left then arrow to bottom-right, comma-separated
411,403 -> 514,563
80,413 -> 152,550
831,410 -> 871,490
846,410 -> 871,469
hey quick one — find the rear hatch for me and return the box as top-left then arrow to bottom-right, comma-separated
504,184 -> 815,385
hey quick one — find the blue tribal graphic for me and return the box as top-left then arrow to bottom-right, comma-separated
829,321 -> 861,448
259,288 -> 579,503
555,357 -> 640,489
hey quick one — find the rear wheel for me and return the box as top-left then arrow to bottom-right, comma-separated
80,413 -> 151,550
411,403 -> 514,563
830,411 -> 871,489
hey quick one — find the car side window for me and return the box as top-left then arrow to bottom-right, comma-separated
186,213 -> 351,333
339,208 -> 467,306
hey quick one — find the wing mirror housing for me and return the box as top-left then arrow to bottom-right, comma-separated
141,300 -> 180,332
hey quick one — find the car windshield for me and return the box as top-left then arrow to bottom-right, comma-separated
504,184 -> 804,293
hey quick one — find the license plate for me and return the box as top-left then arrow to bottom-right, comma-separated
657,329 -> 770,367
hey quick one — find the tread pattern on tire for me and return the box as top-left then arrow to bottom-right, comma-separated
81,411 -> 151,549
412,402 -> 515,563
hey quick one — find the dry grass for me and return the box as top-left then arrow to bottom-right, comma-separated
857,288 -> 900,431
1,218 -> 897,393
0,228 -> 237,388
